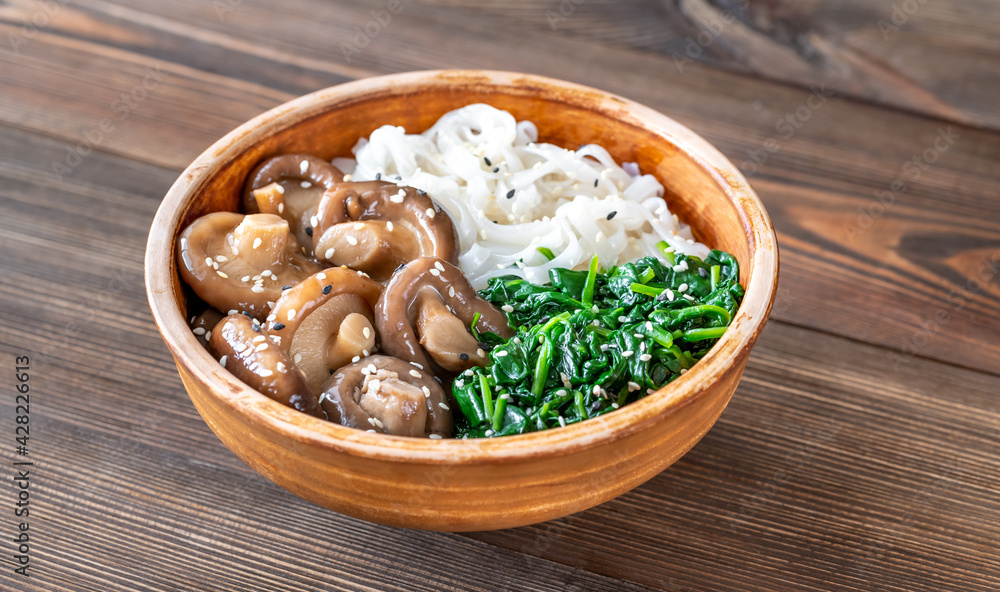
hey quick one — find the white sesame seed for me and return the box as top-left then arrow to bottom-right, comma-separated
255,343 -> 268,352
233,342 -> 247,353
252,238 -> 262,249
277,203 -> 284,214
434,261 -> 445,272
476,348 -> 486,358
646,321 -> 654,331
204,257 -> 214,267
286,309 -> 297,321
218,355 -> 227,366
362,326 -> 371,339
259,369 -> 273,377
428,434 -> 443,439
496,350 -> 508,357
351,356 -> 360,363
558,416 -> 567,428
310,215 -> 319,228
410,362 -> 424,369
274,184 -> 284,195
612,403 -> 620,409
501,305 -> 514,313
480,229 -> 488,240
346,236 -> 358,246
269,335 -> 281,345
680,368 -> 688,374
253,335 -> 266,343
217,271 -> 228,278
438,402 -> 449,410
678,283 -> 689,293
618,315 -> 628,323
640,354 -> 652,362
266,314 -> 276,322
628,381 -> 640,392
455,380 -> 465,388
241,275 -> 250,282
293,353 -> 302,364
192,327 -> 206,336
362,349 -> 370,357
409,369 -> 421,378
276,362 -> 286,373
673,261 -> 689,273
600,344 -> 609,352
367,417 -> 376,426
421,386 -> 431,398
353,222 -> 364,230
592,385 -> 601,396
215,255 -> 228,262
367,364 -> 377,374
426,208 -> 436,218
386,221 -> 394,231
640,342 -> 646,352
622,350 -> 634,357
647,388 -> 657,395
464,369 -> 474,377
484,429 -> 495,436
429,268 -> 440,277
316,272 -> 325,281
343,174 -> 352,182
448,286 -> 455,297
595,231 -> 605,243
634,332 -> 644,339
300,160 -> 309,174
231,246 -> 239,256
323,247 -> 335,259
665,290 -> 675,302
390,193 -> 404,204
683,294 -> 696,301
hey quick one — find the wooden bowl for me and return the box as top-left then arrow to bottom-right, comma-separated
145,70 -> 778,531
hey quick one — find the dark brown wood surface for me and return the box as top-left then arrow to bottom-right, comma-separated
0,0 -> 997,590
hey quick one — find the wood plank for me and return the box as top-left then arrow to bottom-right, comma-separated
419,0 -> 1000,132
2,3 -> 998,375
0,122 -> 996,591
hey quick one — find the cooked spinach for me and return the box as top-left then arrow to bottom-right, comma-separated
451,246 -> 744,438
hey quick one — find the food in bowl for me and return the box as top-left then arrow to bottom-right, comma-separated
175,104 -> 744,439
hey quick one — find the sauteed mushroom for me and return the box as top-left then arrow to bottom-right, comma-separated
320,355 -> 452,438
312,181 -> 460,281
209,314 -> 324,418
177,212 -> 321,319
245,154 -> 344,250
375,257 -> 513,373
188,306 -> 225,349
267,268 -> 383,392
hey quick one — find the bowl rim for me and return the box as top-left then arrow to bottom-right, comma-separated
145,69 -> 778,465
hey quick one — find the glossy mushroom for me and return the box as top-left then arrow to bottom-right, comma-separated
208,314 -> 324,418
188,306 -> 225,349
312,181 -> 460,281
375,257 -> 513,373
177,212 -> 321,319
320,355 -> 452,438
245,154 -> 345,250
266,268 -> 383,392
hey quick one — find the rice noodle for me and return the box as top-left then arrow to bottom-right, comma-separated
332,104 -> 709,288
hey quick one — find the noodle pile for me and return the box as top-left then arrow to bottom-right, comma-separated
332,104 -> 708,288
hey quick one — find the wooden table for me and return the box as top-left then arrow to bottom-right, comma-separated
1,1 -> 997,590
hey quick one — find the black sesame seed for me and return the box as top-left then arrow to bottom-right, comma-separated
305,226 -> 313,236
329,369 -> 335,375
459,353 -> 469,361
375,172 -> 382,180
394,263 -> 406,273
539,315 -> 551,324
492,220 -> 499,224
433,375 -> 443,385
606,211 -> 617,220
506,189 -> 515,199
417,189 -> 427,195
477,341 -> 492,352
281,285 -> 292,290
242,311 -> 253,318
698,267 -> 708,278
590,399 -> 603,413
322,284 -> 332,295
272,323 -> 286,330
594,178 -> 599,187
492,167 -> 499,173
484,157 -> 491,166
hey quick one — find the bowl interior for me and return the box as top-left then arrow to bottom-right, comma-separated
152,70 -> 775,462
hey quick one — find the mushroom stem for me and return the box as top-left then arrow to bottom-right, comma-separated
327,313 -> 376,370
230,214 -> 288,261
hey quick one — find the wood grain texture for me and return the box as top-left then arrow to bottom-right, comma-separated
423,0 -> 1000,132
1,0 -> 998,374
0,0 -> 998,590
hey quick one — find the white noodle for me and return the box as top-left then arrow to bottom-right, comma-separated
333,104 -> 708,288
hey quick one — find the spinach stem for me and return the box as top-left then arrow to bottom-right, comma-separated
630,283 -> 663,297
681,326 -> 728,341
710,265 -> 720,291
655,240 -> 676,264
537,246 -> 556,261
492,391 -> 507,432
530,336 -> 553,401
479,373 -> 494,419
581,254 -> 599,307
